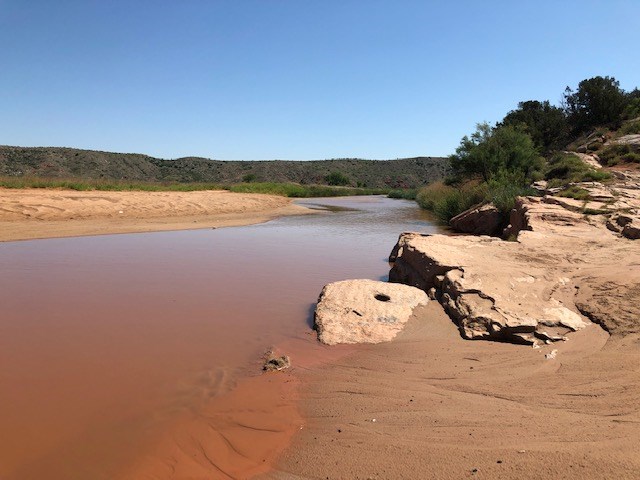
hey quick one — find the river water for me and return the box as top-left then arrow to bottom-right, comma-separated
0,196 -> 438,479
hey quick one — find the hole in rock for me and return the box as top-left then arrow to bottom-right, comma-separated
374,293 -> 391,302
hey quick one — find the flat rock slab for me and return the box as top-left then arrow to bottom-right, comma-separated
314,279 -> 429,345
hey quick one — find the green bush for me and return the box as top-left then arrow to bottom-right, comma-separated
416,182 -> 487,223
388,188 -> 417,200
486,172 -> 535,214
325,171 -> 351,186
416,172 -> 536,224
622,152 -> 640,163
619,120 -> 640,135
450,123 -> 543,182
598,144 -> 640,165
228,182 -> 386,197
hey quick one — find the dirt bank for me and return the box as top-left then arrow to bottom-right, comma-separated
0,188 -> 311,241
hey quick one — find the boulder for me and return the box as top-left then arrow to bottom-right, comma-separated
623,222 -> 640,240
449,203 -> 503,236
605,213 -> 640,239
314,279 -> 429,345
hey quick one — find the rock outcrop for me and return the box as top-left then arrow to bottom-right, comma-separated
449,203 -> 503,236
389,170 -> 640,345
314,279 -> 429,345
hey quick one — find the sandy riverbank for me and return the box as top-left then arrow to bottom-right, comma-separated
0,188 -> 312,241
266,303 -> 640,480
264,170 -> 640,479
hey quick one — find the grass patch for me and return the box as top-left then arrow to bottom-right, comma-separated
544,153 -> 611,183
582,207 -> 609,215
227,182 -> 387,197
416,181 -> 486,223
416,175 -> 536,225
598,144 -> 640,166
387,188 -> 418,200
558,185 -> 591,200
619,120 -> 640,135
0,176 -> 225,191
0,176 -> 388,197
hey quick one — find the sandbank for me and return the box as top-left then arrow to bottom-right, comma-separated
0,188 -> 312,242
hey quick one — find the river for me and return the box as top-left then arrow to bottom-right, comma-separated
0,195 -> 438,479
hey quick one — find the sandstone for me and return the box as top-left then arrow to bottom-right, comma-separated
610,134 -> 640,146
449,203 -> 503,236
389,170 -> 640,344
571,152 -> 602,169
314,279 -> 429,345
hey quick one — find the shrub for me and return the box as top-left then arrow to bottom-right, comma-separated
544,153 -> 611,183
416,181 -> 486,223
486,172 -> 535,214
619,120 -> 640,135
388,188 -> 417,200
450,123 -> 543,182
325,171 -> 351,186
598,144 -> 640,165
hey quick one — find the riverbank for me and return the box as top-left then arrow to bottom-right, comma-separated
266,171 -> 640,479
0,188 -> 312,241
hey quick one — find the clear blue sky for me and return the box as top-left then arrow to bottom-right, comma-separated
1,1 -> 638,160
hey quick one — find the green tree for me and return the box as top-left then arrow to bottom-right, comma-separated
449,123 -> 542,182
500,100 -> 568,151
624,88 -> 640,120
563,76 -> 628,132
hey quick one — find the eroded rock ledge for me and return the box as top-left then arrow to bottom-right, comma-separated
389,172 -> 640,345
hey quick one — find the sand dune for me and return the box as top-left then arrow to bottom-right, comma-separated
0,188 -> 311,241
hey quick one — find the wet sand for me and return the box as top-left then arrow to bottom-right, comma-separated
0,188 -> 311,241
266,303 -> 640,480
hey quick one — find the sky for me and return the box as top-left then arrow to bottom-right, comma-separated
1,1 -> 638,160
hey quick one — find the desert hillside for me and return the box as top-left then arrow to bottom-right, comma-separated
0,146 -> 448,189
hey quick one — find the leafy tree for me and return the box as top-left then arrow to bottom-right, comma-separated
500,100 -> 568,151
624,88 -> 640,120
449,123 -> 542,182
563,76 -> 628,132
325,170 -> 351,186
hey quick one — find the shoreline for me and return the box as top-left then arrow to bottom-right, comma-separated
0,188 -> 313,242
265,172 -> 640,479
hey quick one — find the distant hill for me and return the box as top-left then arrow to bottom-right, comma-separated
0,146 -> 449,189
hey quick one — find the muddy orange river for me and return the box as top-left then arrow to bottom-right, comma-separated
0,196 -> 438,479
